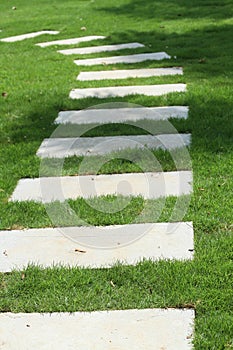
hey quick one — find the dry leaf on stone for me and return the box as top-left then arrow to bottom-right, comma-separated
11,224 -> 25,230
75,248 -> 86,253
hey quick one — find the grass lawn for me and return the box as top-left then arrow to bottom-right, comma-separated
0,0 -> 232,348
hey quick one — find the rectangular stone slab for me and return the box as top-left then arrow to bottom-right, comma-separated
74,52 -> 171,66
0,309 -> 194,349
78,67 -> 183,80
69,84 -> 186,99
10,171 -> 192,203
55,106 -> 189,125
0,222 -> 194,272
1,30 -> 59,42
36,35 -> 106,47
58,42 -> 144,55
37,134 -> 191,158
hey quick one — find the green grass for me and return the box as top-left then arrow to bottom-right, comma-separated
0,0 -> 233,348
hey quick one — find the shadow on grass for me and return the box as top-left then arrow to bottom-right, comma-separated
98,0 -> 233,20
4,24 -> 232,155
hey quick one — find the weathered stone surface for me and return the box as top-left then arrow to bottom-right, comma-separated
55,106 -> 189,124
78,67 -> 183,80
36,35 -> 106,47
69,84 -> 186,99
1,31 -> 59,42
58,42 -> 144,55
10,171 -> 193,203
0,309 -> 194,349
74,52 -> 171,66
0,222 -> 194,271
37,134 -> 191,158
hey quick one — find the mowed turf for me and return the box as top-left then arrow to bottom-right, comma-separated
0,0 -> 232,349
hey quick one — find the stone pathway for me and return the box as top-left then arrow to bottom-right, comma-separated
36,35 -> 106,47
69,84 -> 186,99
77,67 -> 183,80
58,42 -> 144,55
0,30 -> 59,42
36,134 -> 191,158
0,222 -> 193,271
2,32 -> 195,348
0,309 -> 194,350
55,106 -> 189,124
10,171 -> 193,203
74,52 -> 171,65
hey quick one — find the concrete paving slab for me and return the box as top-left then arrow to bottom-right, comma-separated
10,171 -> 192,203
37,134 -> 191,158
58,42 -> 144,55
0,222 -> 194,271
78,67 -> 183,80
1,31 -> 59,42
0,309 -> 194,349
36,35 -> 106,47
69,84 -> 186,99
55,106 -> 189,124
74,52 -> 171,66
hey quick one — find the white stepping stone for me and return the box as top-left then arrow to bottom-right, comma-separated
0,222 -> 194,272
74,52 -> 171,66
58,42 -> 144,55
36,35 -> 106,48
37,134 -> 191,158
78,67 -> 183,81
0,30 -> 59,43
10,171 -> 192,203
55,106 -> 189,125
69,84 -> 186,99
0,309 -> 194,349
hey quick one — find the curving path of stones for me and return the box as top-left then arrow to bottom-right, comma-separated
0,31 -> 194,349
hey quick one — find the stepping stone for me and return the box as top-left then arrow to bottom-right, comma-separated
36,35 -> 106,48
0,309 -> 194,349
10,171 -> 193,203
58,42 -> 144,55
69,84 -> 186,99
74,52 -> 171,66
55,106 -> 189,125
0,222 -> 194,271
0,30 -> 59,43
37,134 -> 191,158
78,67 -> 183,81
